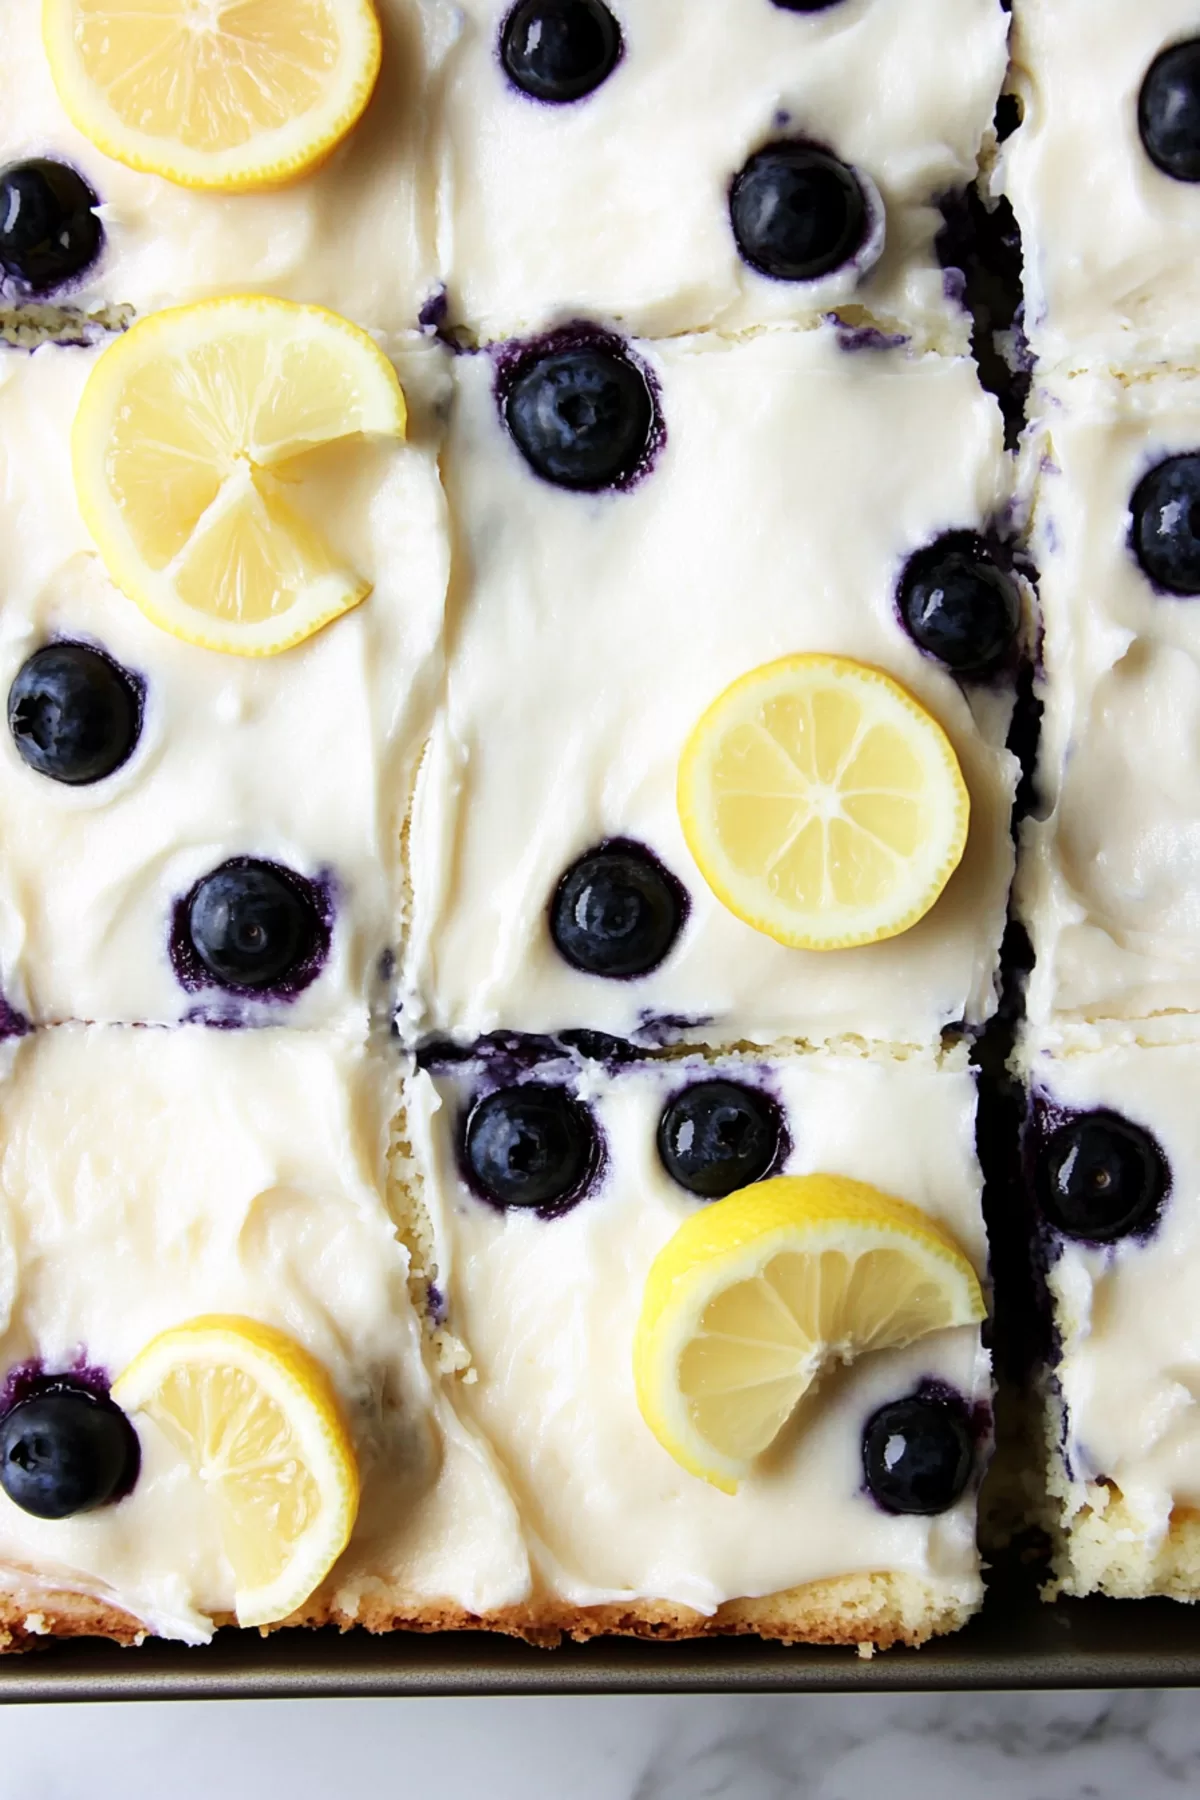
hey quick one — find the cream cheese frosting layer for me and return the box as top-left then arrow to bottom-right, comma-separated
435,0 -> 1008,350
0,340 -> 449,1030
404,1042 -> 989,1615
0,0 -> 452,336
401,327 -> 1020,1053
1020,1034 -> 1200,1564
0,1026 -> 529,1643
1018,369 -> 1200,1040
1000,0 -> 1200,374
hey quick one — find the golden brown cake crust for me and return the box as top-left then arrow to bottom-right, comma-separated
0,1569 -> 975,1654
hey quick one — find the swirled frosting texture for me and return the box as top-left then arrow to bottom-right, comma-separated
401,327 -> 1020,1052
1019,369 -> 1200,1039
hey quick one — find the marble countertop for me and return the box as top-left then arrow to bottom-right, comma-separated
8,1692 -> 1199,1798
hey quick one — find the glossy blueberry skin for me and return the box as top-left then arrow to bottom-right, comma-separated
730,141 -> 867,283
550,843 -> 684,977
503,341 -> 655,490
1035,1109 -> 1167,1243
771,0 -> 845,10
1139,40 -> 1200,182
500,0 -> 621,102
1131,454 -> 1200,594
8,643 -> 141,786
463,1083 -> 599,1212
0,1388 -> 138,1520
862,1393 -> 974,1516
656,1080 -> 783,1199
898,533 -> 1021,675
0,160 -> 102,293
185,861 -> 321,992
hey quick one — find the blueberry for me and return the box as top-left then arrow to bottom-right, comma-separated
186,861 -> 320,991
8,643 -> 141,786
1131,454 -> 1200,594
0,160 -> 102,293
898,533 -> 1021,674
1035,1110 -> 1167,1242
730,141 -> 867,283
463,1084 -> 598,1211
500,0 -> 621,102
862,1393 -> 974,1516
550,843 -> 684,977
771,0 -> 845,10
657,1080 -> 783,1198
503,340 -> 656,490
1139,40 -> 1200,182
0,1387 -> 137,1519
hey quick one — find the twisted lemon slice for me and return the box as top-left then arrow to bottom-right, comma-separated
113,1315 -> 359,1627
634,1175 -> 985,1493
43,0 -> 382,191
73,296 -> 407,655
677,653 -> 969,950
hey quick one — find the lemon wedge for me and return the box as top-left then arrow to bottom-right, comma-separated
112,1314 -> 359,1627
43,0 -> 381,191
677,653 -> 969,950
72,295 -> 406,656
633,1174 -> 985,1493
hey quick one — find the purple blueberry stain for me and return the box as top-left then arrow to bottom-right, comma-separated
0,1357 -> 140,1505
823,315 -> 909,353
493,322 -> 665,494
169,858 -> 334,1009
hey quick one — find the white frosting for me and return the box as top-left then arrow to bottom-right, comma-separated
0,0 -> 456,338
0,1025 -> 529,1642
1018,368 -> 1200,1040
1022,1036 -> 1200,1544
0,340 -> 449,1029
999,0 -> 1200,373
401,327 -> 1020,1053
436,0 -> 1009,349
406,1043 -> 988,1613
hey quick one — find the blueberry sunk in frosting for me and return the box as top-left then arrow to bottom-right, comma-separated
179,860 -> 326,996
771,0 -> 846,10
729,141 -> 868,283
656,1080 -> 783,1198
0,159 -> 102,293
898,533 -> 1021,674
1139,40 -> 1200,183
1035,1109 -> 1167,1243
501,332 -> 658,491
8,643 -> 141,786
550,842 -> 684,977
463,1083 -> 599,1212
862,1391 -> 975,1516
0,1384 -> 138,1520
500,0 -> 621,103
1131,454 -> 1200,594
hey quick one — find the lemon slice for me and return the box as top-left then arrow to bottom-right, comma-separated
634,1174 -> 985,1493
43,0 -> 381,191
112,1315 -> 359,1627
677,653 -> 970,951
72,296 -> 406,656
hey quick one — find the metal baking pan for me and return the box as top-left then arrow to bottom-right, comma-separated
1,1562 -> 1198,1699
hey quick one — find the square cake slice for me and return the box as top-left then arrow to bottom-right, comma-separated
399,1037 -> 992,1647
0,1023 -> 542,1646
0,0 -> 450,338
1000,0 -> 1200,373
402,325 -> 1022,1054
1020,1029 -> 1200,1603
0,340 -> 449,1030
434,0 -> 1008,351
1019,366 -> 1200,1040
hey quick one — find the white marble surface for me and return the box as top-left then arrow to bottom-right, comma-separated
5,1693 -> 1200,1798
